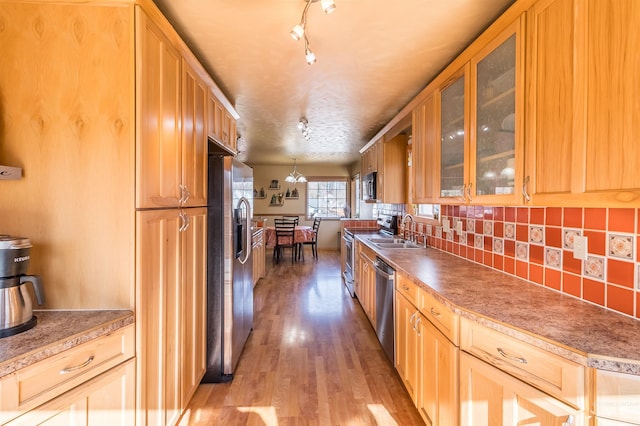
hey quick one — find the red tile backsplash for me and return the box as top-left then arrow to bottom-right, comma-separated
607,285 -> 634,316
609,208 -> 635,233
425,205 -> 640,319
564,208 -> 583,228
585,208 -> 607,230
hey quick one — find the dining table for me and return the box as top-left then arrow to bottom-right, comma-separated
263,225 -> 315,249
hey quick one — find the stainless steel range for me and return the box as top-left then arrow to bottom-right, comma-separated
342,215 -> 399,297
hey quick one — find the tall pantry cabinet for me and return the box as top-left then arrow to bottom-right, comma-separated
0,0 -> 234,424
136,3 -> 223,425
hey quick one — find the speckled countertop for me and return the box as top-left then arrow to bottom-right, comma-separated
0,310 -> 134,378
354,232 -> 640,375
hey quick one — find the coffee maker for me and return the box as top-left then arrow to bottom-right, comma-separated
0,235 -> 45,338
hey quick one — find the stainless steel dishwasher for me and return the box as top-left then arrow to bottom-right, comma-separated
374,257 -> 395,363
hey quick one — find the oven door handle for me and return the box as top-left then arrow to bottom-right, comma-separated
373,263 -> 395,281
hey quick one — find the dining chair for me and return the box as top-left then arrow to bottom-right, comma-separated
273,219 -> 297,264
302,217 -> 321,259
281,215 -> 299,225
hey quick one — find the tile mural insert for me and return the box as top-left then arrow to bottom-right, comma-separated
608,233 -> 634,260
545,247 -> 562,269
515,242 -> 529,261
584,256 -> 606,281
563,228 -> 582,250
529,225 -> 544,245
504,222 -> 516,240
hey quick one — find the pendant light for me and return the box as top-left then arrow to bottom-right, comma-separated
285,158 -> 307,184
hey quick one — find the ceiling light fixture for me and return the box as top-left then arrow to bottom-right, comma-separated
285,158 -> 307,184
290,0 -> 336,64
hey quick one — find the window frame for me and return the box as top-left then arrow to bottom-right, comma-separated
305,176 -> 350,220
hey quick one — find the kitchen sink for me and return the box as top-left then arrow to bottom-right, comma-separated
368,237 -> 402,243
374,242 -> 423,249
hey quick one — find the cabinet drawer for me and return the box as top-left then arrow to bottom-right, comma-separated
0,324 -> 134,423
419,290 -> 459,345
460,318 -> 585,410
396,273 -> 420,307
595,369 -> 640,425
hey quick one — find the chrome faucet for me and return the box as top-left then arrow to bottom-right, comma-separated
401,213 -> 415,242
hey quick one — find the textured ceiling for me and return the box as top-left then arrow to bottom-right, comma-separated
152,0 -> 516,166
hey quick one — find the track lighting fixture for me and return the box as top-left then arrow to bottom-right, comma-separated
298,117 -> 311,141
290,0 -> 337,64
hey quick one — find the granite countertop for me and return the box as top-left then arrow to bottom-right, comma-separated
0,310 -> 134,378
353,231 -> 640,375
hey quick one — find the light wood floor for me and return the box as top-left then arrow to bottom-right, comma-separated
179,249 -> 424,425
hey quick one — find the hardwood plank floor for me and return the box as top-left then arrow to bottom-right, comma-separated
179,249 -> 424,425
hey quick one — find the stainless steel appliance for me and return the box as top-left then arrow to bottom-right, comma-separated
342,230 -> 355,297
374,257 -> 395,363
203,143 -> 254,382
0,236 -> 44,338
362,171 -> 377,201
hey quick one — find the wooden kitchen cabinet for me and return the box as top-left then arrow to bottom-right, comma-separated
419,315 -> 459,426
460,352 -> 583,425
411,92 -> 438,204
395,273 -> 459,426
525,0 -> 640,207
6,359 -> 136,426
460,317 -> 586,411
136,8 -> 182,209
361,141 -> 380,176
395,291 -> 420,404
181,56 -> 209,208
594,369 -> 640,425
437,15 -> 525,206
136,207 -> 207,426
207,91 -> 238,153
377,133 -> 407,204
356,243 -> 377,329
0,325 -> 135,424
252,228 -> 265,287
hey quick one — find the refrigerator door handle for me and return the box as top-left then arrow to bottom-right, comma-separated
237,197 -> 252,264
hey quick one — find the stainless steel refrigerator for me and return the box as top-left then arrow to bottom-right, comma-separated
203,144 -> 254,382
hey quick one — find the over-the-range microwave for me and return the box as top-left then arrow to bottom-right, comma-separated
363,171 -> 377,201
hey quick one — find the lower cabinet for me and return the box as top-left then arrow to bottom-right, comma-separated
395,284 -> 459,426
395,292 -> 420,403
252,229 -> 265,287
357,248 -> 377,328
136,207 -> 207,426
594,369 -> 640,425
419,319 -> 459,426
6,359 -> 136,426
460,352 -> 583,425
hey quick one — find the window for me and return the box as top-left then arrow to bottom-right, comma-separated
306,178 -> 348,219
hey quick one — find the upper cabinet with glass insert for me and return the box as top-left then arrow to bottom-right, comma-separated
439,68 -> 468,200
437,16 -> 524,205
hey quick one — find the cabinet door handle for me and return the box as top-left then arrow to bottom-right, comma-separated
430,307 -> 441,318
562,415 -> 574,426
415,317 -> 421,337
59,355 -> 95,375
496,347 -> 528,364
522,175 -> 531,202
466,182 -> 473,203
460,184 -> 468,202
409,311 -> 417,329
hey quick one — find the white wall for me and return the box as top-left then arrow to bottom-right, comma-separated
249,163 -> 350,250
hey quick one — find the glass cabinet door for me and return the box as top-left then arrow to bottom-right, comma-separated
439,72 -> 466,198
473,31 -> 517,197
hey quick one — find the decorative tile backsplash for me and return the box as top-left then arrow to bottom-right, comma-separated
419,205 -> 640,319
